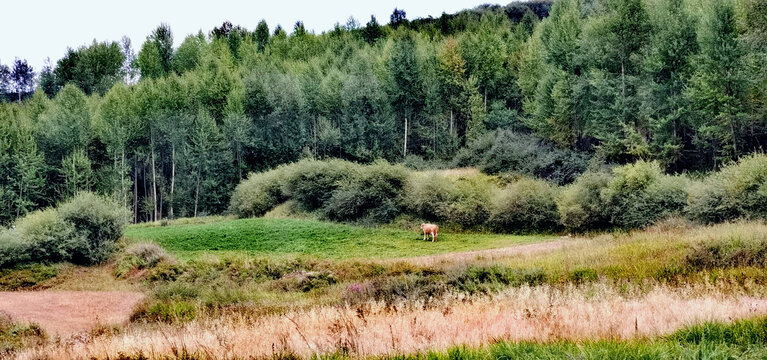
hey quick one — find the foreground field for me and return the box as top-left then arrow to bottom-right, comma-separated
124,217 -> 553,259
5,218 -> 767,359
12,284 -> 767,359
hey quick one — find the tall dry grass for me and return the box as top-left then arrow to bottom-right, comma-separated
15,282 -> 767,359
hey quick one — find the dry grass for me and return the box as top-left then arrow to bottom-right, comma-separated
14,282 -> 767,359
387,239 -> 570,267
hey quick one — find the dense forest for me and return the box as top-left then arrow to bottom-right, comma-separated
1,0 -> 766,225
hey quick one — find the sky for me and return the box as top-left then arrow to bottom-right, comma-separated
0,0 -> 486,72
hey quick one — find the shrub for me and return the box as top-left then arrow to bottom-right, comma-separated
557,171 -> 611,231
14,209 -> 72,262
405,174 -> 492,228
0,230 -> 30,269
454,130 -> 590,185
603,161 -> 688,229
281,159 -> 358,211
57,192 -> 130,265
228,168 -> 286,218
324,161 -> 409,223
687,154 -> 767,223
488,178 -> 560,232
115,243 -> 172,278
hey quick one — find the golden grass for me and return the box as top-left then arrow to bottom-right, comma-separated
14,282 -> 767,359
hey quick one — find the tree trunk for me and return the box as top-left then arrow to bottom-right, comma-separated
151,144 -> 158,222
621,60 -> 626,98
403,116 -> 408,157
169,144 -> 176,219
133,157 -> 138,223
194,168 -> 201,218
121,149 -> 127,209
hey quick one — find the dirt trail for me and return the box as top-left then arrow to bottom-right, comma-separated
392,239 -> 570,266
0,291 -> 144,335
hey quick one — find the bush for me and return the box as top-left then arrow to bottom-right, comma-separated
228,168 -> 286,218
603,161 -> 688,229
281,159 -> 358,211
488,178 -> 560,232
454,130 -> 590,185
116,243 -> 172,278
0,192 -> 128,269
323,161 -> 409,223
14,209 -> 72,263
557,171 -> 611,231
0,231 -> 30,269
57,192 -> 130,265
687,154 -> 767,223
405,174 -> 492,228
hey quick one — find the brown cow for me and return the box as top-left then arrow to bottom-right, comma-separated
420,223 -> 439,242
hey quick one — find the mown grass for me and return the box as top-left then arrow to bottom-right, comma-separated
123,218 -> 552,260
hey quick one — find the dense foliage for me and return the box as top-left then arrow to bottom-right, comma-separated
0,192 -> 129,268
231,154 -> 767,232
1,0 -> 767,226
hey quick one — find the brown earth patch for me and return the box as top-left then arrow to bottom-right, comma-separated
0,291 -> 145,335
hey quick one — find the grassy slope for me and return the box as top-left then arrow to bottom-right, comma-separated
123,218 -> 552,260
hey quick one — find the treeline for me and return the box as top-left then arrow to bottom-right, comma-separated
1,0 -> 767,225
230,154 -> 767,233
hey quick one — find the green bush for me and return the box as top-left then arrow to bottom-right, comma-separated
0,231 -> 30,269
57,192 -> 130,265
14,209 -> 72,262
405,174 -> 492,228
228,168 -> 286,218
557,171 -> 611,231
281,159 -> 358,211
324,161 -> 409,223
0,192 -> 128,268
488,178 -> 560,232
687,154 -> 767,223
603,161 -> 688,229
454,130 -> 590,185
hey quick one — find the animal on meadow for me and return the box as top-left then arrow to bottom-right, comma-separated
420,223 -> 439,242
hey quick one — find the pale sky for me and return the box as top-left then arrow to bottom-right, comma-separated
0,0 -> 486,72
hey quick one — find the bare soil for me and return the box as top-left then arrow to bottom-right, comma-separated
0,291 -> 144,335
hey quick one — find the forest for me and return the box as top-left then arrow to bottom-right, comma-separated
1,0 -> 766,225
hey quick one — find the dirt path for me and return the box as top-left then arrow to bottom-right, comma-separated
0,291 -> 144,335
392,239 -> 570,266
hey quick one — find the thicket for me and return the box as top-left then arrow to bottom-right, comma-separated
0,192 -> 129,268
231,154 -> 767,233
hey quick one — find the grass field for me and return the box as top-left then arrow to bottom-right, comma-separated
7,218 -> 767,359
123,217 -> 553,260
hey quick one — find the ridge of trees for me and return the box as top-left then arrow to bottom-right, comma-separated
1,0 -> 767,225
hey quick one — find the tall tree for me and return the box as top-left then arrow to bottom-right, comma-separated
687,0 -> 747,165
11,59 -> 35,101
